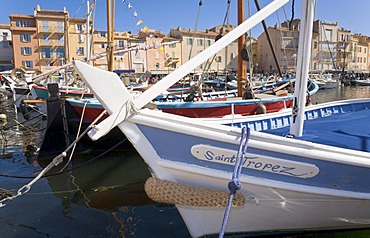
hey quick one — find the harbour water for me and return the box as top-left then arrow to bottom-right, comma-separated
1,85 -> 370,238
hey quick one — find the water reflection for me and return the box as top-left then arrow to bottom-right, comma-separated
311,85 -> 370,104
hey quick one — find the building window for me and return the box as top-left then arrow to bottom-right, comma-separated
3,32 -> 8,37
169,43 -> 176,48
21,47 -> 32,55
187,38 -> 193,45
20,34 -> 31,42
58,35 -> 64,45
324,29 -> 332,41
75,24 -> 84,32
135,51 -> 141,60
16,21 -> 30,27
155,52 -> 159,59
2,41 -> 10,48
216,56 -> 222,62
230,53 -> 234,59
155,62 -> 160,69
44,34 -> 50,45
171,51 -> 176,58
76,47 -> 85,55
57,22 -> 63,32
100,43 -> 106,48
22,60 -> 33,68
41,48 -> 53,58
78,34 -> 84,43
206,39 -> 211,47
118,40 -> 125,48
56,48 -> 65,58
197,39 -> 203,46
42,21 -> 49,31
99,32 -> 107,37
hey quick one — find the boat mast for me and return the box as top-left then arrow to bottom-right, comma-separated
289,0 -> 316,137
237,0 -> 246,97
254,0 -> 282,78
106,0 -> 115,71
86,0 -> 91,62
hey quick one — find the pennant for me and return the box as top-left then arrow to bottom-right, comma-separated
127,3 -> 132,9
136,19 -> 143,26
142,26 -> 148,31
122,0 -> 125,2
133,11 -> 138,17
158,46 -> 164,52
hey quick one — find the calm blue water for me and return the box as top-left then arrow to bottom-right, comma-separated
1,86 -> 370,237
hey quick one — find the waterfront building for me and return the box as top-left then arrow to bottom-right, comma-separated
127,33 -> 147,75
0,24 -> 13,71
169,24 -> 238,75
9,14 -> 38,70
162,36 -> 181,74
337,27 -> 352,72
5,4 -> 370,76
68,17 -> 88,63
351,34 -> 368,72
33,5 -> 69,71
137,28 -> 167,76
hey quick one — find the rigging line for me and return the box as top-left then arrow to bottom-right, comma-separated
71,0 -> 86,19
188,0 -> 203,61
59,100 -> 89,172
276,11 -> 289,69
199,0 -> 232,79
289,0 -> 295,30
321,25 -> 337,70
248,0 -> 254,77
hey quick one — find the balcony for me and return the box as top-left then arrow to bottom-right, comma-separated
38,26 -> 64,33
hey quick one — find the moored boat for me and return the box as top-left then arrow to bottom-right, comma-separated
72,0 -> 370,237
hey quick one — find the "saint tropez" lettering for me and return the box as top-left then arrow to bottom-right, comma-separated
191,145 -> 319,178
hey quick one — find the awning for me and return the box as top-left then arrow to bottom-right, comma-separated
149,70 -> 170,75
114,69 -> 135,75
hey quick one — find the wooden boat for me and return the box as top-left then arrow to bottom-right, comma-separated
73,1 -> 370,237
66,78 -> 317,121
310,73 -> 339,89
31,84 -> 95,99
71,1 -> 370,237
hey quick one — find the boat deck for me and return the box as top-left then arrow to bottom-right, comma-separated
264,107 -> 370,152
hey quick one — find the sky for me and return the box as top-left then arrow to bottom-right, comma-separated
1,0 -> 370,37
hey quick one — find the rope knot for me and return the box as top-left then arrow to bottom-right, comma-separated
228,179 -> 241,194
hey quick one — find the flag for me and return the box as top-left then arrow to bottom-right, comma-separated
122,0 -> 125,2
158,46 -> 164,52
136,19 -> 143,26
133,11 -> 138,17
142,26 -> 148,31
127,3 -> 132,9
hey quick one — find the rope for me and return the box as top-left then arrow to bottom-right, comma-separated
0,152 -> 65,207
0,103 -> 108,208
219,126 -> 250,238
60,100 -> 88,172
144,177 -> 244,207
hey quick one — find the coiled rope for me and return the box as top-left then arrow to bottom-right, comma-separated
219,126 -> 250,238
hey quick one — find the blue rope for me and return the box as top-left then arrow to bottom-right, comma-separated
219,126 -> 251,238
